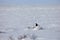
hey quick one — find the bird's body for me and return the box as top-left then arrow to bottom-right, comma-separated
33,26 -> 39,31
26,23 -> 43,31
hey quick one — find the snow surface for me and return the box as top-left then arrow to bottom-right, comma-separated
0,6 -> 60,40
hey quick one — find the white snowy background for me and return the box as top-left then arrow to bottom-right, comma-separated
0,6 -> 60,40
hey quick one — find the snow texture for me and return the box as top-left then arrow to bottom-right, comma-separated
0,6 -> 60,40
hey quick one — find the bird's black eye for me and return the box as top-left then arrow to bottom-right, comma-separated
35,23 -> 38,26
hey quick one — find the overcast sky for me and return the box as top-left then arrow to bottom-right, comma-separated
0,0 -> 60,5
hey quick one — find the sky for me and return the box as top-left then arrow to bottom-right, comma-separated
0,0 -> 60,6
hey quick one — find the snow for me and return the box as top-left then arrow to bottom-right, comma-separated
0,6 -> 60,40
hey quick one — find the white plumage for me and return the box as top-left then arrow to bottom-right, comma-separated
26,23 -> 43,31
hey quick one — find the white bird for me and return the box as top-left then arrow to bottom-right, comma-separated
27,23 -> 43,31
